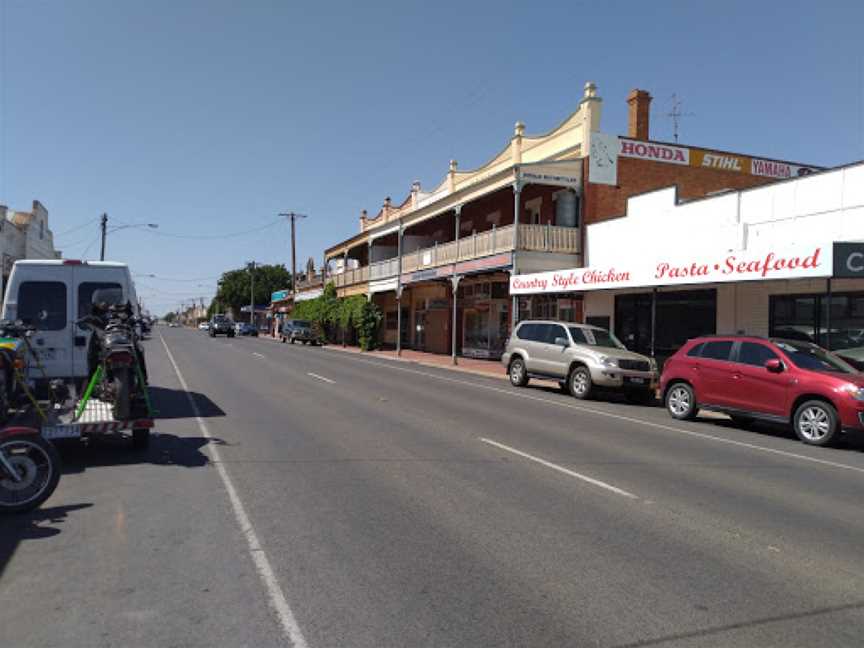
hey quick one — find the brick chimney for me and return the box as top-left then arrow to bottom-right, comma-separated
626,89 -> 652,140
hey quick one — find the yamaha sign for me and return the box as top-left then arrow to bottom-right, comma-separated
833,242 -> 864,278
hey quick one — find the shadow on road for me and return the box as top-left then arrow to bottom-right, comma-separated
56,433 -> 227,474
148,386 -> 226,419
528,384 -> 864,451
0,503 -> 93,580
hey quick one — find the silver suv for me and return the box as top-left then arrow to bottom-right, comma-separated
502,320 -> 658,403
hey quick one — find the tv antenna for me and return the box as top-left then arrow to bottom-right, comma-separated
667,93 -> 695,143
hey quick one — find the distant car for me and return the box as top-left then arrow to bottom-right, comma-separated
209,315 -> 235,337
280,319 -> 317,345
168,322 -> 180,328
237,323 -> 258,336
198,322 -> 209,331
661,335 -> 864,446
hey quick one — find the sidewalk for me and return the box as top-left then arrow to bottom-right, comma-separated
321,344 -> 513,381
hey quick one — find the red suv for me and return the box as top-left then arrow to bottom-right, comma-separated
660,336 -> 864,446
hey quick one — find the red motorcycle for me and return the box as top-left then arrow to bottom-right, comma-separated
0,427 -> 61,514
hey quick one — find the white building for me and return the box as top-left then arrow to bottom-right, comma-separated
511,161 -> 864,364
0,200 -> 62,296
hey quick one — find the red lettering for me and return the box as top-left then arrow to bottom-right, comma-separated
803,247 -> 821,269
760,253 -> 776,277
656,262 -> 670,279
674,150 -> 686,162
786,257 -> 800,270
621,140 -> 635,155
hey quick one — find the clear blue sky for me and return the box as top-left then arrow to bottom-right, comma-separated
1,0 -> 862,314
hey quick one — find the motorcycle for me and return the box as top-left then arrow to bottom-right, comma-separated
0,426 -> 61,514
77,288 -> 149,422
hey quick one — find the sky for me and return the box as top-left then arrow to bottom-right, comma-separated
1,0 -> 862,314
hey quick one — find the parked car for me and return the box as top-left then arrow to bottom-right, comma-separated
502,320 -> 658,403
280,319 -> 317,345
660,335 -> 864,446
237,322 -> 258,336
198,322 -> 209,331
0,259 -> 142,382
209,315 -> 234,337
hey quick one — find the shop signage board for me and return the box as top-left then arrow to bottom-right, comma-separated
619,139 -> 690,165
589,132 -> 618,186
832,242 -> 864,278
615,136 -> 820,178
510,243 -> 833,295
518,161 -> 582,189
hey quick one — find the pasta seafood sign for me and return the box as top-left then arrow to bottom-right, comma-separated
510,244 -> 833,295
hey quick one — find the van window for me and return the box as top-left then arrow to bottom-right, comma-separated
18,281 -> 67,330
78,282 -> 123,318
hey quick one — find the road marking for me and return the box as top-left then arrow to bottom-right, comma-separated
159,335 -> 309,648
480,437 -> 639,499
322,351 -> 864,478
253,352 -> 265,359
307,372 -> 334,384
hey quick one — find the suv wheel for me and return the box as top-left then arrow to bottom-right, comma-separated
508,357 -> 529,387
568,366 -> 592,400
666,382 -> 696,420
793,400 -> 839,446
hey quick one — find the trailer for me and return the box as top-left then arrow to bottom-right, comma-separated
40,398 -> 154,449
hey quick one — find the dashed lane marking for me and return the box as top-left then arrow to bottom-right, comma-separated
480,437 -> 639,499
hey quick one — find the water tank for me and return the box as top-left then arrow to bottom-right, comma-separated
555,191 -> 579,228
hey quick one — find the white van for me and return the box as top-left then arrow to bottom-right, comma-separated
1,260 -> 140,380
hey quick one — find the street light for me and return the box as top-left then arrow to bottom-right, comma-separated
100,213 -> 159,260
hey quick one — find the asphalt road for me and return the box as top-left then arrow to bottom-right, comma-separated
3,327 -> 864,647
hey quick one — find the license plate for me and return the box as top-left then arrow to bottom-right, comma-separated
627,377 -> 645,384
42,425 -> 81,440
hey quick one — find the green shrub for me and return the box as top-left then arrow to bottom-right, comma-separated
288,283 -> 382,349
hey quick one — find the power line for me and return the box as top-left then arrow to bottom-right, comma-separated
54,217 -> 100,238
142,218 -> 282,240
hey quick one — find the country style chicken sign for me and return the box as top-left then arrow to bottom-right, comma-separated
510,244 -> 833,295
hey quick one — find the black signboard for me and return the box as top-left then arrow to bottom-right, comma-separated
833,242 -> 864,278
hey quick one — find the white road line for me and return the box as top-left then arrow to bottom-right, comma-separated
480,437 -> 639,499
253,352 -> 265,358
307,372 -> 334,384
159,335 -> 309,648
323,351 -> 864,478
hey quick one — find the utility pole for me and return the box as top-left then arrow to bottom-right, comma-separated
249,261 -> 255,327
279,212 -> 308,296
100,213 -> 108,261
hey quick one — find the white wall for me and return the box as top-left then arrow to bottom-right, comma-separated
586,162 -> 864,269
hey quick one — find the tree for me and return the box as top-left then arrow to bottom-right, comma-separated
209,263 -> 292,319
163,311 -> 177,323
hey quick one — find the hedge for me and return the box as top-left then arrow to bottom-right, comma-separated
290,283 -> 383,351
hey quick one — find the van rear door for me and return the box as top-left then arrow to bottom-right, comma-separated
73,270 -> 124,379
16,268 -> 74,378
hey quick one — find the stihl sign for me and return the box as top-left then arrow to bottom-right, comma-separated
510,245 -> 831,295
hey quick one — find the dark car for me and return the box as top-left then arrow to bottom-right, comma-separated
280,319 -> 316,345
660,335 -> 864,446
237,322 -> 258,336
209,315 -> 235,337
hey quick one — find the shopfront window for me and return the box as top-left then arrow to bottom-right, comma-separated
615,290 -> 716,363
461,279 -> 510,359
771,292 -> 864,368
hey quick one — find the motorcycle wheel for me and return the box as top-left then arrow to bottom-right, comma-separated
112,368 -> 131,421
0,435 -> 61,514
